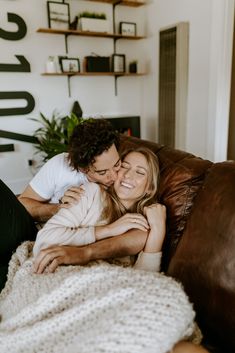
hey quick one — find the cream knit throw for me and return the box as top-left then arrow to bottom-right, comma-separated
0,242 -> 195,353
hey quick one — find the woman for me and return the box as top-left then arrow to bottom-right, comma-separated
33,146 -> 166,273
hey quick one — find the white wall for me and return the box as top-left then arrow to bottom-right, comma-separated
0,0 -> 234,194
143,0 -> 234,160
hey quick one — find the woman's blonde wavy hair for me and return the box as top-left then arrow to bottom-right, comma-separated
102,146 -> 160,223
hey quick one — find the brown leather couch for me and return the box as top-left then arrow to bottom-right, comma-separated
121,135 -> 235,353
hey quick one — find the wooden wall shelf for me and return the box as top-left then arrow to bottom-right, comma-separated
87,0 -> 146,7
37,28 -> 145,40
37,0 -> 146,96
41,72 -> 145,77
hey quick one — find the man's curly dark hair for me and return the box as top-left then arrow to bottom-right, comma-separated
68,118 -> 120,171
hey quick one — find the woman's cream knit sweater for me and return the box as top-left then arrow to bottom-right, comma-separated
33,182 -> 162,272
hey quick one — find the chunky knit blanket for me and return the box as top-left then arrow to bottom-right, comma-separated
0,242 -> 196,353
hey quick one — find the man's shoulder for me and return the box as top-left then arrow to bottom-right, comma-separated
49,152 -> 69,166
83,182 -> 101,194
45,153 -> 76,173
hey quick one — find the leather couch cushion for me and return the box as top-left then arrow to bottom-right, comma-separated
168,162 -> 235,352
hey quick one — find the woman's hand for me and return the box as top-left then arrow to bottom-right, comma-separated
59,185 -> 85,208
143,203 -> 167,253
95,213 -> 149,241
144,203 -> 166,231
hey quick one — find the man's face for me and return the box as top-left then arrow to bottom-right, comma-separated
85,144 -> 121,186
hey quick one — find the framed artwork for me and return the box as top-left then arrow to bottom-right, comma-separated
47,1 -> 70,30
112,54 -> 126,73
60,57 -> 80,73
119,22 -> 136,36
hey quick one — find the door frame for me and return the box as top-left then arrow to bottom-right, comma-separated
207,0 -> 235,162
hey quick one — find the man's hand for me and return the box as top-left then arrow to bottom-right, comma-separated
59,185 -> 85,208
33,245 -> 91,274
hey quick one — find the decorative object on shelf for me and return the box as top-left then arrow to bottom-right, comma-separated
84,55 -> 110,72
69,16 -> 78,30
119,21 -> 137,36
47,1 -> 70,30
45,56 -> 57,73
60,57 -> 80,73
112,54 -> 126,73
71,100 -> 83,118
78,11 -> 109,33
129,60 -> 138,73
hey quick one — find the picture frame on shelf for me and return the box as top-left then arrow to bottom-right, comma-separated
112,54 -> 126,73
47,1 -> 70,30
60,57 -> 80,73
119,22 -> 136,36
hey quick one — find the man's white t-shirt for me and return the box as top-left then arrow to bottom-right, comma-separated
30,153 -> 88,203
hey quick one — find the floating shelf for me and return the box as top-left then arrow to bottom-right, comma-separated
41,72 -> 145,96
37,28 -> 145,40
86,0 -> 146,7
37,0 -> 146,96
41,72 -> 145,76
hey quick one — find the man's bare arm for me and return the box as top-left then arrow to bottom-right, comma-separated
33,229 -> 148,274
18,185 -> 59,222
19,185 -> 84,222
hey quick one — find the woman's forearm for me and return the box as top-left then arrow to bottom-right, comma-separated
143,226 -> 165,253
95,225 -> 112,240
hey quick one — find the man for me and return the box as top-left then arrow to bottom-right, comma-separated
19,118 -> 121,222
0,119 -> 146,288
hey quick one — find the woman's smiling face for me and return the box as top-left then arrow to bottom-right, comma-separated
114,151 -> 149,209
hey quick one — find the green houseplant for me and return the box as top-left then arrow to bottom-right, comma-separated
77,11 -> 109,33
78,11 -> 106,20
31,112 -> 89,163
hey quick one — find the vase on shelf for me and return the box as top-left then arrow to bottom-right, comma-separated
45,56 -> 57,73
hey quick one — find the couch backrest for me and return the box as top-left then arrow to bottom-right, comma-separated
120,136 -> 212,270
168,161 -> 235,352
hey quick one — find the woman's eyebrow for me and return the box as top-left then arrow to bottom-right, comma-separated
122,161 -> 148,172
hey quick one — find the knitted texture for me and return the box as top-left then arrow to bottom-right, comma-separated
0,242 -> 195,353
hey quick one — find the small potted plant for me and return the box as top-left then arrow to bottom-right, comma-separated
77,11 -> 109,33
129,60 -> 138,73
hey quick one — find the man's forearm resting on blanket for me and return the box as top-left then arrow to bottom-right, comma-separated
33,229 -> 148,274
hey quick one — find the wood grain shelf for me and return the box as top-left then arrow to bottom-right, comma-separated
87,0 -> 146,7
41,72 -> 145,76
37,28 -> 145,40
